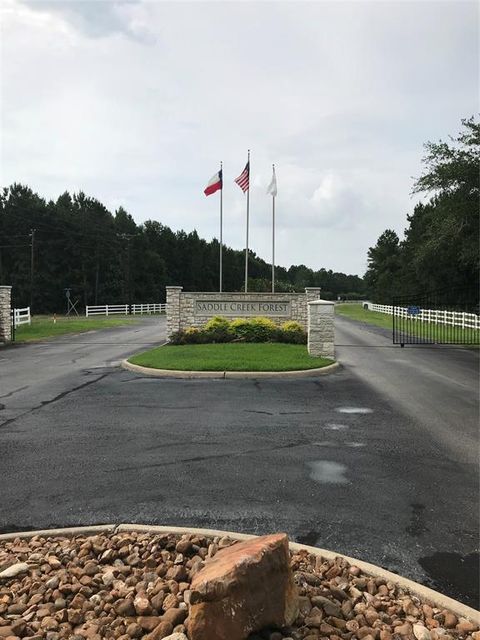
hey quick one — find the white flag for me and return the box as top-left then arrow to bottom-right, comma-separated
267,167 -> 277,197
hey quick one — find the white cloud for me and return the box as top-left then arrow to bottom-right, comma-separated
1,0 -> 478,275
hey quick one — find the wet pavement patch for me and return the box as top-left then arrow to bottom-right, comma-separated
418,551 -> 479,609
405,503 -> 429,537
326,423 -> 350,430
336,407 -> 373,414
296,529 -> 320,546
309,460 -> 349,484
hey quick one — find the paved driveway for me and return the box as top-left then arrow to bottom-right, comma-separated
0,315 -> 478,606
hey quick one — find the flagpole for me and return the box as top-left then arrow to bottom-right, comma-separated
244,149 -> 250,293
271,164 -> 275,293
219,161 -> 223,293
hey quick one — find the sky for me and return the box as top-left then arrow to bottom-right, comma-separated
1,0 -> 478,276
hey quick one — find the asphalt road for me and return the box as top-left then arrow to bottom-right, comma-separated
0,315 -> 478,607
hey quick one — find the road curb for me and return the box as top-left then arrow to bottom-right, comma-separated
0,523 -> 478,623
0,525 -> 116,540
121,358 -> 340,379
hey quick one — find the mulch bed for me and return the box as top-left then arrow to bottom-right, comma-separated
0,531 -> 478,640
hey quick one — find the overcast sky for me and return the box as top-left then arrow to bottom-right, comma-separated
1,0 -> 478,275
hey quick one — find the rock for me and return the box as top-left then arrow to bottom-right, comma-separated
162,634 -> 188,640
41,617 -> 58,631
126,622 -> 143,638
188,533 -> 298,640
0,563 -> 30,579
7,603 -> 28,615
457,620 -> 477,634
330,616 -> 347,630
175,539 -> 192,554
46,576 -> 60,589
347,620 -> 360,632
102,571 -> 115,586
305,614 -> 323,627
133,594 -> 151,616
10,620 -> 26,637
143,621 -> 174,640
47,556 -> 61,569
162,594 -> 178,610
83,562 -> 99,577
414,625 -> 431,640
151,592 -> 165,611
443,614 -> 457,629
115,599 -> 136,617
161,608 -> 188,626
298,596 -> 312,617
403,599 -> 419,617
138,617 -> 163,632
310,595 -> 342,618
396,622 -> 413,636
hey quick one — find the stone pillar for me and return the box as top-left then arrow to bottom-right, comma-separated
166,286 -> 183,337
308,299 -> 335,359
0,286 -> 12,344
305,287 -> 321,304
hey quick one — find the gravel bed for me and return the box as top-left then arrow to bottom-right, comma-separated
0,532 -> 478,640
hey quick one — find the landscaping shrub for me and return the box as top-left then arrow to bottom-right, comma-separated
279,320 -> 307,344
229,316 -> 278,342
169,327 -> 207,345
168,316 -> 307,345
204,316 -> 234,343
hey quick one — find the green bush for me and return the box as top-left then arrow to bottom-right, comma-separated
204,316 -> 233,343
168,316 -> 307,345
229,316 -> 278,342
279,320 -> 307,344
169,327 -> 207,345
204,316 -> 230,331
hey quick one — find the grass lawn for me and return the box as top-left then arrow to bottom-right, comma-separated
14,315 -> 139,343
335,304 -> 479,344
129,343 -> 333,371
335,304 -> 393,330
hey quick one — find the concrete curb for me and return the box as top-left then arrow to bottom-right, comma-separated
0,524 -> 478,623
121,359 -> 340,379
0,525 -> 115,540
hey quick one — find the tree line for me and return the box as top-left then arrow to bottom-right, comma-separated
365,117 -> 479,303
0,185 -> 366,313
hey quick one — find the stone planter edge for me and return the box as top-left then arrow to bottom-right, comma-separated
0,524 -> 478,623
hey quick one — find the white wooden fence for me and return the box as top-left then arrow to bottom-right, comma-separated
368,303 -> 480,330
11,307 -> 31,327
86,303 -> 166,317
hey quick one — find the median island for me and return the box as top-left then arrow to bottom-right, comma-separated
128,316 -> 334,372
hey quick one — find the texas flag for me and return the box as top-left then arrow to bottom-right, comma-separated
204,169 -> 223,196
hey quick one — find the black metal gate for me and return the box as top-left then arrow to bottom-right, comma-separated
392,288 -> 480,346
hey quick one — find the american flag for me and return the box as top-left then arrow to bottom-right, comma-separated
234,162 -> 250,192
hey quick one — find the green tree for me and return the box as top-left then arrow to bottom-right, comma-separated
365,229 -> 401,302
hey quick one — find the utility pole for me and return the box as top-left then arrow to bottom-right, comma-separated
30,228 -> 36,311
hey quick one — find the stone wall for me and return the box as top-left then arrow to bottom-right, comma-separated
307,300 -> 335,359
0,286 -> 12,344
166,287 -> 321,337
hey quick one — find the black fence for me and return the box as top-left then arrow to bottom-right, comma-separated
392,289 -> 480,346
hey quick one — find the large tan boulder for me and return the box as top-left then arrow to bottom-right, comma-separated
188,533 -> 298,640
